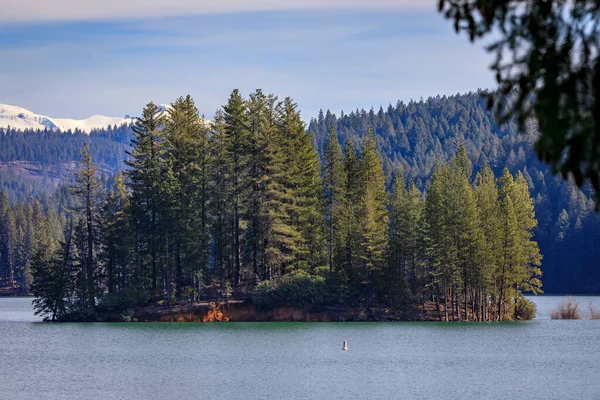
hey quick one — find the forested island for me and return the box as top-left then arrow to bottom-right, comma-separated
3,90 -> 542,322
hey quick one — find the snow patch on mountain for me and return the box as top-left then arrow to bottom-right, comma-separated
0,104 -> 134,133
157,103 -> 213,126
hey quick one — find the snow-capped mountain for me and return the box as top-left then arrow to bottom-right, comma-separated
0,104 -> 135,133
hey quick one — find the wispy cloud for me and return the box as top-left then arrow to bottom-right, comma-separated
0,9 -> 495,120
0,0 -> 432,23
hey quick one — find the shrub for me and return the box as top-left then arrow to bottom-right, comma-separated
513,295 -> 536,320
97,289 -> 149,312
357,309 -> 368,321
181,286 -> 198,304
588,302 -> 600,320
551,296 -> 581,319
252,271 -> 328,310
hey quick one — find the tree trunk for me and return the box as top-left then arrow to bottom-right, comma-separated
151,205 -> 157,291
435,283 -> 443,321
86,177 -> 95,310
444,283 -> 449,322
464,278 -> 468,321
498,270 -> 505,321
234,204 -> 240,288
176,240 -> 182,299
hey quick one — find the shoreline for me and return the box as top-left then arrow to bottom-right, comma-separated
93,300 -> 429,323
7,294 -> 591,322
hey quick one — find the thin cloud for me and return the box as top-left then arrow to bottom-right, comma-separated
0,30 -> 494,120
0,0 -> 432,23
0,9 -> 494,120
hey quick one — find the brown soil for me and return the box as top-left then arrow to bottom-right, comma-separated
97,300 -> 438,322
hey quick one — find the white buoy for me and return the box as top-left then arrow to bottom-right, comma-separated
342,340 -> 348,351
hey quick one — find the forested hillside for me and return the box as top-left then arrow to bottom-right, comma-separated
0,91 -> 598,294
0,125 -> 131,201
308,92 -> 600,293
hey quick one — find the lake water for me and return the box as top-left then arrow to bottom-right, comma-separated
1,296 -> 599,400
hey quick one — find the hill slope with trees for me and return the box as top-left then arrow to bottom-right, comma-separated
0,91 -> 597,294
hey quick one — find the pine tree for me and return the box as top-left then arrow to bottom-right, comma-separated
389,169 -> 424,299
355,133 -> 388,301
31,222 -> 77,321
262,97 -> 300,279
497,170 -> 542,319
164,95 -> 211,299
0,192 -> 15,287
20,200 -> 45,292
473,164 -> 502,320
70,144 -> 103,310
125,102 -> 166,293
497,174 -> 519,320
194,113 -> 212,293
389,169 -> 407,276
12,203 -> 27,291
405,182 -> 425,298
511,172 -> 543,295
389,168 -> 407,276
342,140 -> 360,281
223,89 -> 250,287
425,162 -> 453,320
100,173 -> 130,293
209,110 -> 234,286
277,97 -> 324,271
322,126 -> 347,272
244,89 -> 271,282
448,151 -> 482,321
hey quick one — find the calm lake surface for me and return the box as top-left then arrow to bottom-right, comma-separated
1,296 -> 599,400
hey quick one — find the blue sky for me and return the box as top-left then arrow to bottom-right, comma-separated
0,1 -> 495,120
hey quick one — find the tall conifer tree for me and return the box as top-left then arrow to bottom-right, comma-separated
223,89 -> 250,287
125,102 -> 166,292
323,127 -> 347,272
342,141 -> 360,280
355,133 -> 388,299
70,144 -> 103,310
389,169 -> 424,298
164,95 -> 211,298
473,164 -> 502,320
277,97 -> 324,271
209,110 -> 234,287
0,192 -> 15,287
100,173 -> 130,293
244,89 -> 271,282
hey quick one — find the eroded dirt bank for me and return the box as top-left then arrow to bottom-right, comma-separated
97,300 -> 428,322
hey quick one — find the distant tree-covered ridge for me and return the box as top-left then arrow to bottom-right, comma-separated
0,124 -> 131,202
0,91 -> 598,294
24,91 -> 540,322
